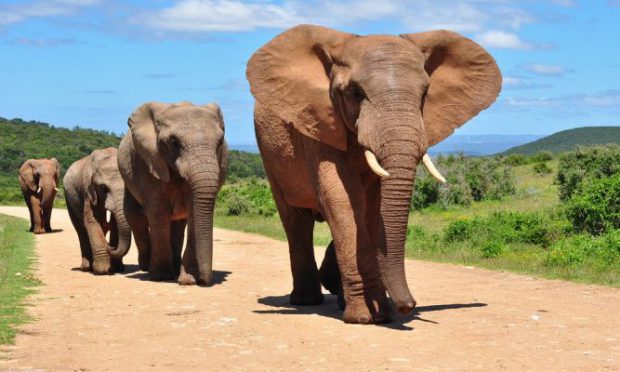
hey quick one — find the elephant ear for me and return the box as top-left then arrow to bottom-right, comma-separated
247,24 -> 355,151
19,160 -> 37,192
401,30 -> 502,147
50,158 -> 60,182
205,102 -> 225,130
128,102 -> 171,182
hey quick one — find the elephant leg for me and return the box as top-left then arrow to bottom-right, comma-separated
30,196 -> 45,234
83,202 -> 112,275
67,203 -> 92,271
170,219 -> 186,277
24,195 -> 34,232
43,203 -> 53,232
124,195 -> 150,271
319,241 -> 344,309
310,144 -> 389,324
146,212 -> 175,281
270,181 -> 322,305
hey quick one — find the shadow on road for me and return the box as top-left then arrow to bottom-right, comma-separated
255,294 -> 487,330
124,269 -> 232,287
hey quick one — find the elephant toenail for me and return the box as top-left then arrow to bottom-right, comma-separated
358,314 -> 371,324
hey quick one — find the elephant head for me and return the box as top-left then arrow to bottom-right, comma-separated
19,158 -> 60,204
247,25 -> 501,313
83,148 -> 132,261
128,101 -> 228,283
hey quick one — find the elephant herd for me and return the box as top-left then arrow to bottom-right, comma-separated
16,25 -> 501,324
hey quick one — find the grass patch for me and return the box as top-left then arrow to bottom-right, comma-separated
0,213 -> 39,345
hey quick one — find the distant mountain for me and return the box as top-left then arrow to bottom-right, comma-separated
429,134 -> 543,156
230,135 -> 545,157
501,127 -> 620,155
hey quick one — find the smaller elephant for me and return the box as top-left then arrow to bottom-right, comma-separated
18,158 -> 60,234
64,148 -> 132,274
118,101 -> 228,285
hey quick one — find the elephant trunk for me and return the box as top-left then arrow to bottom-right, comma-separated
187,160 -> 221,285
107,196 -> 132,259
40,179 -> 56,207
367,108 -> 424,315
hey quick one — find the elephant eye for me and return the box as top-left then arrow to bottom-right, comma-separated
345,83 -> 365,101
100,185 -> 108,193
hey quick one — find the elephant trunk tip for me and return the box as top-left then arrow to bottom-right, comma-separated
395,298 -> 416,314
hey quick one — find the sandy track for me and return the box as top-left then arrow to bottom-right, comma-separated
0,206 -> 618,371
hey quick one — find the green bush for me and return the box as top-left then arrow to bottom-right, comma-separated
502,154 -> 528,166
545,230 -> 620,268
556,145 -> 620,201
443,211 -> 566,248
564,173 -> 620,235
531,151 -> 553,163
217,178 -> 277,217
533,162 -> 552,175
481,241 -> 503,258
413,155 -> 516,210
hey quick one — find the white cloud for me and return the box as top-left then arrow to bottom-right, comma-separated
505,90 -> 620,113
503,76 -> 522,87
138,0 -> 539,37
477,30 -> 532,50
0,0 -> 101,26
523,63 -> 566,75
551,0 -> 576,6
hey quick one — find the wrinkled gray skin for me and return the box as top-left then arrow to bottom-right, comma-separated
64,148 -> 131,274
18,158 -> 60,234
117,101 -> 227,285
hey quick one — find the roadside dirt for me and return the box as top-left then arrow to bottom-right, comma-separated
0,206 -> 618,371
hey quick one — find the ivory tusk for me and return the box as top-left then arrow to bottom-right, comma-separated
422,154 -> 446,184
54,187 -> 59,192
364,150 -> 389,178
37,186 -> 42,194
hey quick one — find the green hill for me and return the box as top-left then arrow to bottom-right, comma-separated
0,117 -> 265,204
0,117 -> 123,204
501,126 -> 620,155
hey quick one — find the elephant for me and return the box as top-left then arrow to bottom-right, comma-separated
117,101 -> 227,285
18,158 -> 60,234
246,25 -> 501,323
64,147 -> 132,274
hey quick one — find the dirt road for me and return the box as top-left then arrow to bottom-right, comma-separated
0,206 -> 618,371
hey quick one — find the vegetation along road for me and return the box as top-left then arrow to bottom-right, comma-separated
0,206 -> 618,370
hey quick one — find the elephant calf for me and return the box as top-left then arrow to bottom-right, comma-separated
64,148 -> 131,274
118,101 -> 227,285
18,158 -> 60,234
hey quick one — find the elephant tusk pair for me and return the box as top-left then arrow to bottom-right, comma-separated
364,150 -> 446,183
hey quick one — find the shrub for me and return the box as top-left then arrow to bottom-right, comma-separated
503,154 -> 528,166
564,173 -> 620,235
413,155 -> 516,210
481,241 -> 503,258
545,230 -> 620,268
556,145 -> 620,201
533,162 -> 552,175
217,178 -> 277,217
531,151 -> 553,163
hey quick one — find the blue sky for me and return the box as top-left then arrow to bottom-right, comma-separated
1,0 -> 619,145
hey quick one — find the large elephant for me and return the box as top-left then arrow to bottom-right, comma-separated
246,25 -> 501,323
64,148 -> 132,274
18,158 -> 60,234
117,101 -> 227,285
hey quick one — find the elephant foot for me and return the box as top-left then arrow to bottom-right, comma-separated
33,228 -> 45,234
290,289 -> 324,306
92,260 -> 112,275
45,226 -> 52,233
138,253 -> 150,272
111,259 -> 125,273
342,296 -> 391,324
80,258 -> 92,272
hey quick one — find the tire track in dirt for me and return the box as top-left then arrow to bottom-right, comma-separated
0,206 -> 618,371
